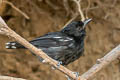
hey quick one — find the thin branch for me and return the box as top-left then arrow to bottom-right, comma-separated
80,45 -> 120,80
0,75 -> 26,80
3,1 -> 30,19
72,0 -> 85,21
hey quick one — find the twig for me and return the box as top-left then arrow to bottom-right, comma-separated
72,0 -> 85,21
80,45 -> 120,80
3,1 -> 30,19
0,75 -> 26,80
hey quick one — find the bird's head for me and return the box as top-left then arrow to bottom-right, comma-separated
61,19 -> 92,38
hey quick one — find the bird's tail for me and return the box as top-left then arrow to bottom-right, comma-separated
5,41 -> 25,49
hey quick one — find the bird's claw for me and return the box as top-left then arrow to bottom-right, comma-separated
57,61 -> 62,67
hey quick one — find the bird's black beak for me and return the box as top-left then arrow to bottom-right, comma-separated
83,18 -> 92,29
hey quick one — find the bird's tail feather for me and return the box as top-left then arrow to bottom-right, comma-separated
5,42 -> 25,49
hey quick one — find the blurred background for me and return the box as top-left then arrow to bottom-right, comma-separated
0,0 -> 120,80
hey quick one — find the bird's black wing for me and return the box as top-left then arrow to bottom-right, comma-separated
29,32 -> 75,60
30,32 -> 74,47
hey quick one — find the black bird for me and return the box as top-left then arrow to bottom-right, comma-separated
5,19 -> 92,65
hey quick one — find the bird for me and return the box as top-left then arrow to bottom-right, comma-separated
5,19 -> 92,65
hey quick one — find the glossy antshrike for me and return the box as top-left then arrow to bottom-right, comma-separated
6,19 -> 92,65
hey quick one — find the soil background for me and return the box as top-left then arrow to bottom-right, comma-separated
0,0 -> 120,80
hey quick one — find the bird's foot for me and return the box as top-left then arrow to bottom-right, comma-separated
57,61 -> 62,68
